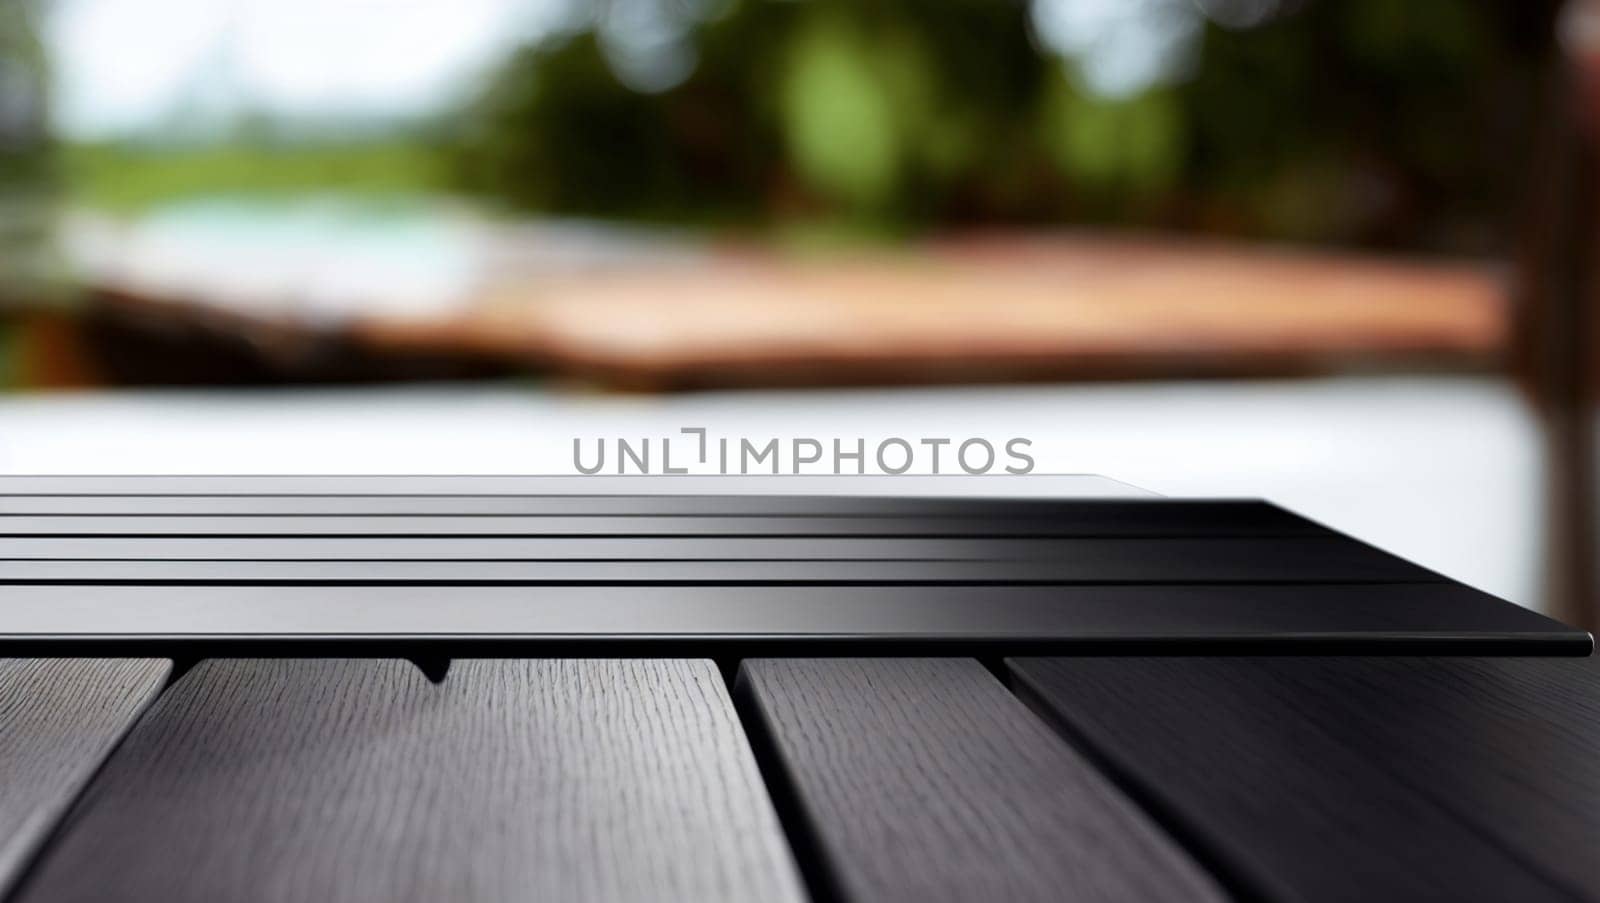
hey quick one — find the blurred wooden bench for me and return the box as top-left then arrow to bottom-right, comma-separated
62,216 -> 1506,389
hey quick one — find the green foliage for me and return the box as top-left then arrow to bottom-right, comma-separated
454,0 -> 1055,227
779,16 -> 904,212
455,34 -> 674,215
1,0 -> 65,307
39,0 -> 1555,254
0,319 -> 15,390
444,0 -> 1551,251
1041,73 -> 1185,201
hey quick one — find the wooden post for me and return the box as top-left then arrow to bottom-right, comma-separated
1514,1 -> 1600,630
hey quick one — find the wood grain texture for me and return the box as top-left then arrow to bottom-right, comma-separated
0,584 -> 1583,655
0,659 -> 170,896
0,556 -> 1436,585
19,659 -> 804,903
1009,657 -> 1600,903
0,536 -> 1435,583
736,658 -> 1225,903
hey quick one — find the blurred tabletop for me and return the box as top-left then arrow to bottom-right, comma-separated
42,204 -> 1507,389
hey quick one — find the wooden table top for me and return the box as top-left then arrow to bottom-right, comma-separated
0,477 -> 1591,902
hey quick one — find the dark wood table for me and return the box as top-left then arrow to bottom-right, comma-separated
0,476 -> 1592,902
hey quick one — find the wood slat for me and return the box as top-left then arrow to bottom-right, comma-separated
0,511 -> 1325,538
0,498 -> 1318,535
0,536 -> 1434,583
0,475 -> 1146,498
1212,657 -> 1600,896
0,514 -> 1252,538
0,496 -> 1258,521
1008,657 -> 1600,902
0,659 -> 170,896
0,557 -> 1434,584
735,658 -> 1224,902
18,659 -> 804,903
0,584 -> 1581,654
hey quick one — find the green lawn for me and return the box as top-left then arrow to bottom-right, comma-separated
61,142 -> 451,212
0,320 -> 15,390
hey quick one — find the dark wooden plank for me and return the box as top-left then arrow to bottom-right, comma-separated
0,498 -> 1322,536
1008,657 -> 1600,903
0,497 -> 1158,519
0,475 -> 1143,498
735,658 -> 1224,903
19,659 -> 803,903
0,510 -> 1326,538
0,556 -> 1434,584
0,659 -> 170,896
0,584 -> 1582,654
1024,657 -> 1600,898
1218,657 -> 1600,897
0,536 -> 1435,581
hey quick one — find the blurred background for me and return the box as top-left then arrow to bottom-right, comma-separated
2,0 -> 1597,625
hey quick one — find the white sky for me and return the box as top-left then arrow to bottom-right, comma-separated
45,0 -> 563,139
44,0 -> 1217,140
